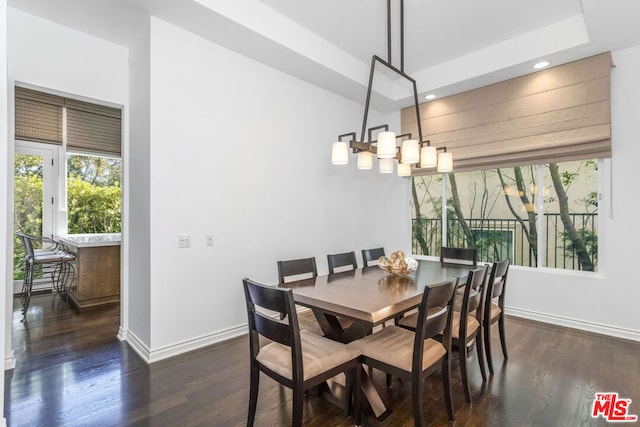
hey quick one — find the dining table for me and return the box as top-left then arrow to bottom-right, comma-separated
280,258 -> 475,419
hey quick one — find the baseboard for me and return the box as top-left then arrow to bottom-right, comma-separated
506,307 -> 640,342
12,281 -> 52,295
125,323 -> 248,364
125,330 -> 152,363
117,327 -> 127,342
4,349 -> 16,371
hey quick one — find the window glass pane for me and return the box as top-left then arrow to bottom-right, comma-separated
445,167 -> 538,266
411,175 -> 443,256
412,160 -> 600,272
412,167 -> 540,266
67,153 -> 122,234
14,154 -> 44,280
542,160 -> 598,272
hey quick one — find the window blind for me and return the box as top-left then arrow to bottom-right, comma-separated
15,87 -> 64,145
14,86 -> 122,157
402,52 -> 612,175
66,99 -> 122,157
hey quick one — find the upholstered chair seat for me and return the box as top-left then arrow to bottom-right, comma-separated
451,311 -> 480,339
349,326 -> 446,372
258,329 -> 361,381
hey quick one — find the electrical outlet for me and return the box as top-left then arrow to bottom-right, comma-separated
178,235 -> 191,248
206,235 -> 214,247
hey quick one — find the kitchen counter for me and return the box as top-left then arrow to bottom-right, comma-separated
58,233 -> 121,248
57,233 -> 121,311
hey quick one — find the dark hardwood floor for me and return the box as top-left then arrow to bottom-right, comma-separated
5,292 -> 640,426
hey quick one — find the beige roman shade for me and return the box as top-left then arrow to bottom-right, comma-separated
66,99 -> 122,157
15,86 -> 122,157
15,87 -> 64,145
402,52 -> 613,174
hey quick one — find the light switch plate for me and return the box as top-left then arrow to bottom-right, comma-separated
178,235 -> 191,248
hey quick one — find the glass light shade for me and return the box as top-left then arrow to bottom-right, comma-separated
401,139 -> 419,164
331,141 -> 349,165
437,151 -> 453,172
379,157 -> 394,174
357,151 -> 374,170
397,162 -> 412,177
420,145 -> 437,168
376,131 -> 397,159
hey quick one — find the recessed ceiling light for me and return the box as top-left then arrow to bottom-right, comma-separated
533,61 -> 551,70
424,94 -> 436,100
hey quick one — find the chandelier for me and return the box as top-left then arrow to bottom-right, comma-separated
331,0 -> 452,176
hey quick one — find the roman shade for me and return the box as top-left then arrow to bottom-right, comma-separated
402,52 -> 613,174
15,87 -> 64,145
14,86 -> 122,157
66,99 -> 122,157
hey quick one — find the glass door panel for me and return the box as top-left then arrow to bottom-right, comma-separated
14,145 -> 55,281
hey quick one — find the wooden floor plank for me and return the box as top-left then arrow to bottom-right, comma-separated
5,292 -> 640,426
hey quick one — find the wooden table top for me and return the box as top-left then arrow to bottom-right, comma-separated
282,259 -> 472,327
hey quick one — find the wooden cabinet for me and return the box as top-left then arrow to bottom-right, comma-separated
59,234 -> 121,310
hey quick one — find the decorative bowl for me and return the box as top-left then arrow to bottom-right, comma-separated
379,256 -> 418,276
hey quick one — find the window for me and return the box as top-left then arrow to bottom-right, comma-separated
411,159 -> 599,272
67,153 -> 121,234
15,86 -> 123,235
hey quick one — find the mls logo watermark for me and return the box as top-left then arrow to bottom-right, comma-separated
592,392 -> 638,422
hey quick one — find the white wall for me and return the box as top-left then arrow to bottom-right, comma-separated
145,18 -> 409,357
8,9 -> 128,102
125,15 -> 152,351
6,8 -> 130,361
503,45 -> 640,340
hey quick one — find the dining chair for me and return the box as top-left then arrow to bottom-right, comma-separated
277,257 -> 318,283
397,265 -> 488,402
440,246 -> 477,267
349,278 -> 458,425
276,257 -> 322,333
361,247 -> 385,268
327,251 -> 357,274
242,278 -> 361,426
483,259 -> 510,375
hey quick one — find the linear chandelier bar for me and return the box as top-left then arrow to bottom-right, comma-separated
330,0 -> 452,175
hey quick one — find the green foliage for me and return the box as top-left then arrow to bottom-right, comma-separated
67,154 -> 122,234
67,154 -> 121,186
13,153 -> 122,280
560,228 -> 598,269
560,170 -> 578,187
14,155 -> 44,280
67,177 -> 121,234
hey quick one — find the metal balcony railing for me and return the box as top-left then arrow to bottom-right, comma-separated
412,213 -> 598,271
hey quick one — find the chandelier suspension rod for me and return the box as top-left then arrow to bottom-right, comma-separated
359,54 -> 424,145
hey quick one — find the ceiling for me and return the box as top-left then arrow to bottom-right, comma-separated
8,0 -> 640,112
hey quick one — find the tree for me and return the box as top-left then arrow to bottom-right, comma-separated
497,166 -> 538,264
548,162 -> 595,271
411,175 -> 443,255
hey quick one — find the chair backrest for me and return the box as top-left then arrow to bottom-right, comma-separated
242,278 -> 303,379
277,257 -> 318,284
361,247 -> 385,267
327,251 -> 357,274
484,259 -> 510,315
412,278 -> 458,374
440,247 -> 477,267
459,265 -> 489,332
15,231 -> 34,259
